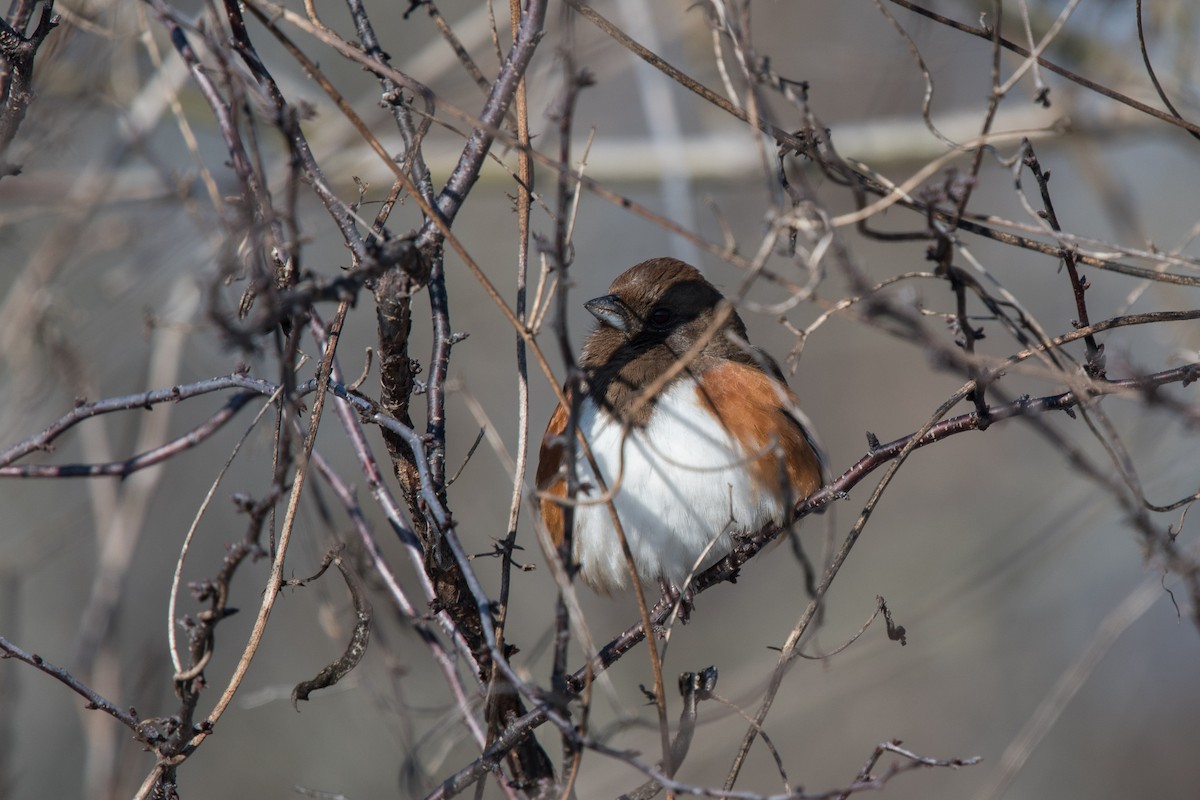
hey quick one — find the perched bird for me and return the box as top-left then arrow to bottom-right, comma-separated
536,258 -> 825,608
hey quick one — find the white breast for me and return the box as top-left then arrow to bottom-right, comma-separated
569,378 -> 785,592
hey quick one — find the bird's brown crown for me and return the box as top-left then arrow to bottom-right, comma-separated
580,257 -> 753,426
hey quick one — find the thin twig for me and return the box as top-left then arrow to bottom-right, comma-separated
886,0 -> 1200,137
0,636 -> 141,732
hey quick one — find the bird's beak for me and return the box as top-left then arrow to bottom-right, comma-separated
584,294 -> 630,332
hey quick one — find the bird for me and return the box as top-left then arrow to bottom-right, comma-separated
536,257 -> 826,613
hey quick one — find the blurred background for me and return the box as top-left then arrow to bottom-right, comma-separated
2,1 -> 1199,798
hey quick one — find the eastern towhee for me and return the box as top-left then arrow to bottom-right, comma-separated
536,257 -> 826,609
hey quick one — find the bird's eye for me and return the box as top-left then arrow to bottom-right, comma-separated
649,307 -> 672,327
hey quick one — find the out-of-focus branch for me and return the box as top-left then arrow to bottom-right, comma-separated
0,1 -> 58,176
886,0 -> 1200,138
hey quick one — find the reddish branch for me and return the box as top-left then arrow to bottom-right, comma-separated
1021,145 -> 1105,377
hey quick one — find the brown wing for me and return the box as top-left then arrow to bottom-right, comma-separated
695,361 -> 825,507
535,394 -> 570,551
